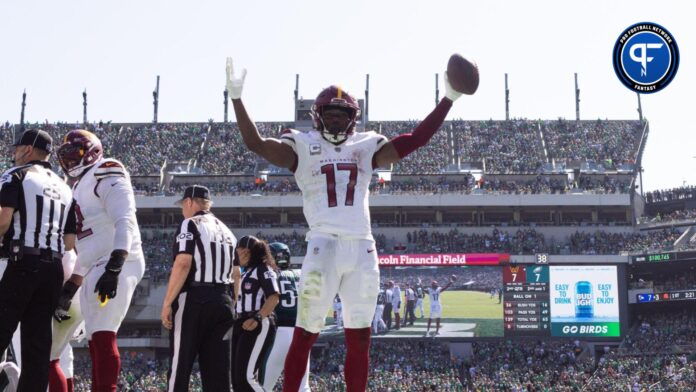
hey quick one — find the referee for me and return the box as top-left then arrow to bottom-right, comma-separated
231,235 -> 279,392
0,129 -> 76,391
161,185 -> 237,392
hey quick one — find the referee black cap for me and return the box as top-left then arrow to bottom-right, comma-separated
175,185 -> 211,205
13,129 -> 53,153
237,235 -> 259,249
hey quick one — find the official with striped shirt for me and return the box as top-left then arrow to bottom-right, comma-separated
231,235 -> 279,392
162,185 -> 237,392
0,129 -> 76,391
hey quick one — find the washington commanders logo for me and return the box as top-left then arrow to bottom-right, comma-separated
613,22 -> 679,94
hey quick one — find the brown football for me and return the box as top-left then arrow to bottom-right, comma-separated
447,54 -> 479,95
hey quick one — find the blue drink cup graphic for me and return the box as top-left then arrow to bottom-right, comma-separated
575,281 -> 593,318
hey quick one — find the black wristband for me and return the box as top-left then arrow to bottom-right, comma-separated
61,281 -> 80,300
105,249 -> 128,273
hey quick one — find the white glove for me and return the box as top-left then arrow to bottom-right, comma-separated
443,71 -> 463,102
226,57 -> 247,99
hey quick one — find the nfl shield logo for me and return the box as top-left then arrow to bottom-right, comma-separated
313,247 -> 319,255
310,144 -> 321,155
244,282 -> 252,290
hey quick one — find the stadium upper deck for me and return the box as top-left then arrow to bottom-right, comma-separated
1,118 -> 645,177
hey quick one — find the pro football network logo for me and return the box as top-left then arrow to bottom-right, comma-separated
613,22 -> 679,94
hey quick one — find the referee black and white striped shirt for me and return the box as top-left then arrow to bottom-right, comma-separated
174,210 -> 236,286
0,160 -> 74,254
236,263 -> 279,314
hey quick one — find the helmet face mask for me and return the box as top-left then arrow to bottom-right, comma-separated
57,130 -> 103,178
311,86 -> 360,145
269,242 -> 291,270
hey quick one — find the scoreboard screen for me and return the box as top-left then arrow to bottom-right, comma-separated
637,290 -> 696,303
503,265 -> 621,338
503,265 -> 550,336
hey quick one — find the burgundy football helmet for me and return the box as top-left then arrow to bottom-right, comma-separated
311,85 -> 361,145
57,130 -> 104,178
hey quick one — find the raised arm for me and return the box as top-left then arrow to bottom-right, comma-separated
226,58 -> 297,169
440,275 -> 457,292
373,72 -> 463,169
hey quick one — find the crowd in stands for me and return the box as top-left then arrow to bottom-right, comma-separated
308,341 -> 463,391
452,119 -> 546,174
72,351 -> 202,391
620,311 -> 696,355
70,342 -> 462,391
367,121 -> 450,175
118,123 -> 208,175
568,228 -> 682,255
141,231 -> 172,284
408,228 -> 551,255
585,353 -> 695,391
2,120 -> 643,178
583,311 -> 696,391
196,123 -> 257,175
541,119 -> 642,170
465,340 -> 592,390
639,207 -> 696,225
576,175 -> 632,194
647,186 -> 696,203
629,270 -> 696,292
371,176 -> 475,195
130,174 -> 633,198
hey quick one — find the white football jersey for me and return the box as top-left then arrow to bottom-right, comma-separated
71,158 -> 143,273
280,129 -> 388,239
391,285 -> 401,306
428,287 -> 443,306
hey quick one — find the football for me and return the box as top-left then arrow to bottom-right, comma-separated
446,54 -> 479,95
451,274 -> 457,281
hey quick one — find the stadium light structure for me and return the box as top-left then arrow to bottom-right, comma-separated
223,89 -> 229,123
83,89 -> 88,126
19,89 -> 26,135
505,74 -> 510,121
575,73 -> 580,121
153,75 -> 160,127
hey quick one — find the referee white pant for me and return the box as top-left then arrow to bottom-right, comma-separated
260,326 -> 310,392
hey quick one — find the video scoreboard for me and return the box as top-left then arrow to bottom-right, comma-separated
503,265 -> 550,336
503,265 -> 621,338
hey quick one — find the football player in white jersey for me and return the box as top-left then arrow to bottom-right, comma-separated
226,56 -> 466,392
425,276 -> 456,337
55,130 -> 145,392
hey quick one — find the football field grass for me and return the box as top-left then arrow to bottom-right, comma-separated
323,290 -> 503,338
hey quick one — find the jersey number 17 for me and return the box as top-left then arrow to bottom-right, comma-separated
321,163 -> 358,208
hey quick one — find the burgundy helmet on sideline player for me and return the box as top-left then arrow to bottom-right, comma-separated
57,130 -> 104,178
311,85 -> 361,145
